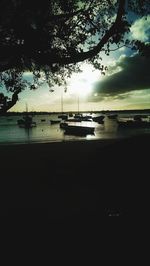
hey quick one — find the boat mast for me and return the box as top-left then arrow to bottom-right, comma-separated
61,89 -> 63,114
77,94 -> 79,114
25,103 -> 28,115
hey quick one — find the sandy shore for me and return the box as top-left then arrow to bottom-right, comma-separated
0,135 -> 150,221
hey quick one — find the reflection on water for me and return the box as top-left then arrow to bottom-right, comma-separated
24,128 -> 31,143
0,113 -> 150,144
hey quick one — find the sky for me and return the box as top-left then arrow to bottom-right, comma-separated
10,13 -> 150,112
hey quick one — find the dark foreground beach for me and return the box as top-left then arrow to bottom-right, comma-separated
0,135 -> 150,221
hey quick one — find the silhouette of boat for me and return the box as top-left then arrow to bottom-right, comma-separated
65,115 -> 92,123
17,104 -> 36,128
69,112 -> 73,117
92,115 -> 105,124
73,114 -> 93,121
66,118 -> 82,122
117,115 -> 150,128
17,115 -> 36,128
57,88 -> 68,120
50,119 -> 61,124
133,114 -> 148,121
60,122 -> 95,135
58,114 -> 68,120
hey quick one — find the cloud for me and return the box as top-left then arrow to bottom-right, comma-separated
130,15 -> 150,42
93,54 -> 150,97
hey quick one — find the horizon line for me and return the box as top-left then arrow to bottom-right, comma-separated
7,108 -> 150,114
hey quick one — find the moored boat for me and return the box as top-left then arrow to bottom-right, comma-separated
57,114 -> 68,120
117,120 -> 150,128
92,115 -> 105,124
50,119 -> 61,124
74,114 -> 93,121
17,104 -> 36,128
17,115 -> 36,128
60,122 -> 95,135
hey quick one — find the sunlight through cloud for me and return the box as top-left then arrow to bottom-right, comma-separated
68,64 -> 100,97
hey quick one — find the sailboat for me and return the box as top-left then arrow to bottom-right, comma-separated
73,95 -> 93,121
17,104 -> 36,128
60,92 -> 95,135
58,88 -> 68,120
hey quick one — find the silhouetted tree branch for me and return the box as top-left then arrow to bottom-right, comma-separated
0,89 -> 21,114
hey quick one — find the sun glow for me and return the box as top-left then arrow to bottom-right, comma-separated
68,65 -> 100,97
69,79 -> 91,96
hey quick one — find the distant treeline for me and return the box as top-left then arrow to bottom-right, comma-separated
4,109 -> 150,116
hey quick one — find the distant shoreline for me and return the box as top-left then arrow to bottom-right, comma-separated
4,109 -> 150,116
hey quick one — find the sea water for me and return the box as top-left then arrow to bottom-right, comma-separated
0,113 -> 150,145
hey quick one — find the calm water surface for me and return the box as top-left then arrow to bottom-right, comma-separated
0,113 -> 150,144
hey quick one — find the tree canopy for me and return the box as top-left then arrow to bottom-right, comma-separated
0,0 -> 149,113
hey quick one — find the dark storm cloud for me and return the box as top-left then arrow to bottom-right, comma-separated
93,55 -> 150,95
